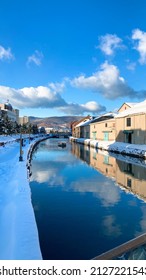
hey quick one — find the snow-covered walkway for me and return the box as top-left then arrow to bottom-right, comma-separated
0,137 -> 42,259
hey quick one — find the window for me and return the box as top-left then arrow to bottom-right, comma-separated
104,155 -> 109,164
126,163 -> 132,174
105,123 -> 107,127
126,118 -> 131,126
92,132 -> 97,140
93,151 -> 97,160
127,178 -> 132,188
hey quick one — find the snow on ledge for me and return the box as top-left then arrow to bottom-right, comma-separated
69,137 -> 146,158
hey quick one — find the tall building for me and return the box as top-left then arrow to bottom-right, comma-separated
19,116 -> 30,125
0,101 -> 19,123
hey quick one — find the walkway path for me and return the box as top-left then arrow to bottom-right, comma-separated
0,138 -> 42,259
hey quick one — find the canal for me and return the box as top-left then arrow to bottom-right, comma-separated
29,138 -> 146,260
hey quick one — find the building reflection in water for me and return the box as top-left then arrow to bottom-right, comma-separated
30,139 -> 146,259
71,142 -> 146,202
71,142 -> 146,259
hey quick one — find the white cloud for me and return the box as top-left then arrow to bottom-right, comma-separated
59,101 -> 106,115
27,50 -> 43,66
31,170 -> 54,183
0,85 -> 66,109
137,206 -> 146,235
97,34 -> 123,56
71,61 -> 136,99
49,82 -> 65,93
70,179 -> 120,207
126,61 -> 136,71
0,84 -> 106,115
132,29 -> 146,64
0,45 -> 14,61
31,169 -> 65,186
102,215 -> 121,237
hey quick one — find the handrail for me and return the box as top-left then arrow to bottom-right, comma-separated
92,233 -> 146,260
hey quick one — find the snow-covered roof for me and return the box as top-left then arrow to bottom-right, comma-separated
117,102 -> 137,112
76,118 -> 93,127
125,102 -> 137,107
116,100 -> 146,118
90,112 -> 117,124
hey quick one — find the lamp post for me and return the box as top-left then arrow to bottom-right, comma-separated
19,128 -> 23,161
29,125 -> 31,144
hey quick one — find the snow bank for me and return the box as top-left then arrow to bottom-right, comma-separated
70,137 -> 146,159
0,135 -> 47,259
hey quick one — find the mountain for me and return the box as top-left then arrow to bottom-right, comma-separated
29,116 -> 82,129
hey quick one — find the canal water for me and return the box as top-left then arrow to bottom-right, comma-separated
29,138 -> 146,260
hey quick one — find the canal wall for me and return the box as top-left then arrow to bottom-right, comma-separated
27,135 -> 50,178
70,137 -> 146,159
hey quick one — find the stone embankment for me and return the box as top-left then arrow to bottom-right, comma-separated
70,137 -> 146,159
26,135 -> 50,177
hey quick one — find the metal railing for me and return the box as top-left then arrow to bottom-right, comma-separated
92,233 -> 146,260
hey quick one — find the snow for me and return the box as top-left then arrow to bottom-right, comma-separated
125,102 -> 137,107
0,134 -> 30,143
116,99 -> 146,118
70,137 -> 146,158
1,133 -> 146,259
89,112 -> 117,123
75,118 -> 93,127
0,134 -> 44,260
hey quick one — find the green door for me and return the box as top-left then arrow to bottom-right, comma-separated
104,155 -> 109,164
104,132 -> 109,141
92,132 -> 96,140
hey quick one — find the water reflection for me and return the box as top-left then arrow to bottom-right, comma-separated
71,142 -> 146,202
102,215 -> 121,237
30,139 -> 146,259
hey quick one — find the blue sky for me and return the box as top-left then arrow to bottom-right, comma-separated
0,0 -> 146,117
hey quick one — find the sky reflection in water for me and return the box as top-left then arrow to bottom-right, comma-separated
30,138 -> 146,260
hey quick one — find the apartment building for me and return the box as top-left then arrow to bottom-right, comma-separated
19,116 -> 30,125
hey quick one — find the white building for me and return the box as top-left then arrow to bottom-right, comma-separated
0,101 -> 19,123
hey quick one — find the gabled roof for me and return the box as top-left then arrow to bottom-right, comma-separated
76,117 -> 93,127
117,102 -> 137,112
116,100 -> 146,118
71,116 -> 91,127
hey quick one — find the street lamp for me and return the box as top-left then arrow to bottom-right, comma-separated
29,125 -> 31,144
19,128 -> 23,161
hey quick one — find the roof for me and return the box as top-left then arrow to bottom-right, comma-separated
125,102 -> 137,107
90,112 -> 116,124
117,102 -> 137,112
71,116 -> 91,127
76,117 -> 93,127
4,101 -> 13,111
116,100 -> 146,118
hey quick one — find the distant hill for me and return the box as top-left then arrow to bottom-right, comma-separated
29,116 -> 83,129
